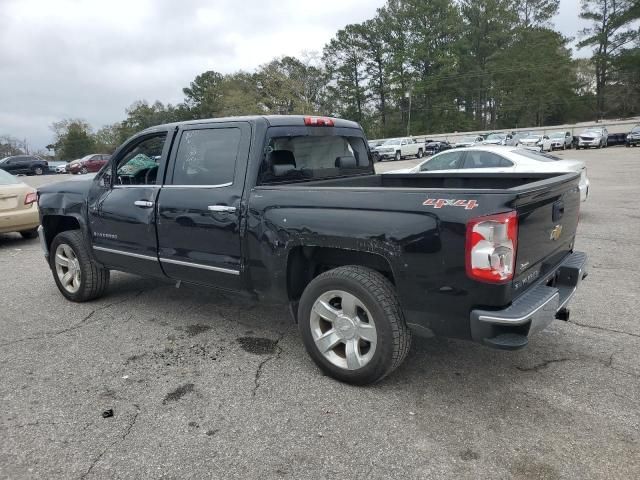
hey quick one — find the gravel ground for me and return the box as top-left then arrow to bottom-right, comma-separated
1,146 -> 639,479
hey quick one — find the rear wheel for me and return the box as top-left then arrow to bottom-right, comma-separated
49,230 -> 110,302
20,228 -> 38,239
298,266 -> 411,385
416,149 -> 424,159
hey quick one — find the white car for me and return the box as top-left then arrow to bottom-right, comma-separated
374,137 -> 424,161
453,135 -> 484,148
578,127 -> 608,149
518,134 -> 553,152
55,163 -> 68,174
386,145 -> 590,202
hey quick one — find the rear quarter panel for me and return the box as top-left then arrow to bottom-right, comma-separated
245,186 -> 517,339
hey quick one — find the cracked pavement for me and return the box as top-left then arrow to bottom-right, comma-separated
1,147 -> 639,479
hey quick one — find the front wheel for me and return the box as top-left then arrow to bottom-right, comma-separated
33,166 -> 44,175
298,266 -> 411,385
49,230 -> 110,302
20,228 -> 38,239
81,167 -> 88,174
394,151 -> 401,162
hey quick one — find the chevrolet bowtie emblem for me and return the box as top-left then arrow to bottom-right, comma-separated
550,224 -> 563,241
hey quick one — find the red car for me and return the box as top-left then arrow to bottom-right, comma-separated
67,154 -> 110,174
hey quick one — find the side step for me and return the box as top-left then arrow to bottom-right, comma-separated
483,333 -> 529,350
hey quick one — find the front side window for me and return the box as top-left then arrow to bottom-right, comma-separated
420,151 -> 464,171
172,128 -> 241,186
260,135 -> 370,184
115,134 -> 166,185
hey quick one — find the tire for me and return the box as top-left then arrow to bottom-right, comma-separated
81,167 -> 88,174
49,230 -> 110,302
417,149 -> 424,159
394,151 -> 401,162
563,143 -> 566,150
20,228 -> 38,239
298,265 -> 411,385
33,166 -> 44,175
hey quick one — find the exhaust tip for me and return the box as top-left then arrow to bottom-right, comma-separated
556,308 -> 570,321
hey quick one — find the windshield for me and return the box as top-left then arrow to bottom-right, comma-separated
514,148 -> 561,162
550,132 -> 565,138
523,135 -> 542,140
486,134 -> 505,140
632,128 -> 640,134
382,138 -> 400,145
79,154 -> 94,162
460,136 -> 477,143
0,169 -> 20,185
583,129 -> 602,135
0,157 -> 10,164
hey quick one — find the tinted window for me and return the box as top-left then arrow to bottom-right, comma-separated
173,128 -> 240,186
115,134 -> 166,185
420,151 -> 464,171
463,151 -> 512,168
260,135 -> 370,184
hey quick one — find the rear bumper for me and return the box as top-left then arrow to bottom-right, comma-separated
470,251 -> 588,350
0,204 -> 39,234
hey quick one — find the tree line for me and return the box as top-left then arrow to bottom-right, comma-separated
43,0 -> 640,160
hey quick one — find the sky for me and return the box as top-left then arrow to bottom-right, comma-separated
0,0 -> 590,151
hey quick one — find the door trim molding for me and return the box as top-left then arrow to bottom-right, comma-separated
93,245 -> 157,261
159,257 -> 240,275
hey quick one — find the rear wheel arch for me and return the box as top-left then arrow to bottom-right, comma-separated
286,246 -> 396,305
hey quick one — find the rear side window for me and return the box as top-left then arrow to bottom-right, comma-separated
260,135 -> 370,184
173,128 -> 241,186
463,152 -> 513,168
420,151 -> 464,171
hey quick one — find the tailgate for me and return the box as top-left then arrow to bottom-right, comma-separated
512,174 -> 581,295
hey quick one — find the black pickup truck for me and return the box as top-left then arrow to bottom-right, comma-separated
37,115 -> 588,384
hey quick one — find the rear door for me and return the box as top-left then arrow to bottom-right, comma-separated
156,121 -> 251,290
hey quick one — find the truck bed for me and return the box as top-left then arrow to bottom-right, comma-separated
276,171 -> 579,192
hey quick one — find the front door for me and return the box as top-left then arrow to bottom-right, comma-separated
88,130 -> 172,277
156,122 -> 251,290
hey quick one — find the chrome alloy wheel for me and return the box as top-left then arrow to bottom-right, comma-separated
310,290 -> 377,370
54,244 -> 81,294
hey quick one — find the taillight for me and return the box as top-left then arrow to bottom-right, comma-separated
304,116 -> 334,127
465,211 -> 518,283
24,191 -> 37,205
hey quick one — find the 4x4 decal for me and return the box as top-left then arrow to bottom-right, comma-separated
423,198 -> 479,210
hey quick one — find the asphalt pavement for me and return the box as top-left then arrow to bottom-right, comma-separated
1,147 -> 639,479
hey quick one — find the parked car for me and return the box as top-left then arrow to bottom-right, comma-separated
55,163 -> 69,174
424,140 -> 452,155
547,131 -> 572,150
625,126 -> 640,147
453,135 -> 484,148
0,169 -> 39,238
47,161 -> 67,174
67,154 -> 110,174
482,133 -> 508,146
386,145 -> 589,202
577,127 -> 608,149
37,115 -> 588,385
374,137 -> 424,161
517,134 -> 550,151
0,155 -> 49,175
505,131 -> 531,146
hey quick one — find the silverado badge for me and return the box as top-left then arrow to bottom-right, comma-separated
550,224 -> 563,241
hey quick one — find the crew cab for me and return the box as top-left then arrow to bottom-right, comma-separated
374,137 -> 424,161
37,115 -> 588,385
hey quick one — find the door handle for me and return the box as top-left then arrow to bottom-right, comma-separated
134,200 -> 154,208
208,205 -> 236,213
